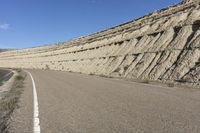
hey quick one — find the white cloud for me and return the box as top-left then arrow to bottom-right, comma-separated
0,23 -> 10,30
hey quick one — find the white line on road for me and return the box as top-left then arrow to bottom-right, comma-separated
27,71 -> 41,133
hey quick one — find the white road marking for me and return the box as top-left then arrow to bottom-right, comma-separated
27,71 -> 41,133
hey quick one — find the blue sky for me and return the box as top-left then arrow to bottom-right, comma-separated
0,0 -> 181,48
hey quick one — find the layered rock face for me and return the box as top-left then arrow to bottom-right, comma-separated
0,0 -> 200,85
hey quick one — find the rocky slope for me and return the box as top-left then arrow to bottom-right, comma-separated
0,49 -> 12,53
0,0 -> 200,86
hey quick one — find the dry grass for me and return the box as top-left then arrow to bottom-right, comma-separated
0,69 -> 26,133
89,73 -> 95,76
45,64 -> 50,70
141,79 -> 150,84
99,74 -> 112,78
15,75 -> 24,81
167,83 -> 175,87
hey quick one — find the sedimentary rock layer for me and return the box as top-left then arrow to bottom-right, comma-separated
0,0 -> 200,86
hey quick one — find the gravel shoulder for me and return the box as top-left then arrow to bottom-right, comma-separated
0,69 -> 26,133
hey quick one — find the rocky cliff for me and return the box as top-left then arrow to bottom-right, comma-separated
0,0 -> 200,86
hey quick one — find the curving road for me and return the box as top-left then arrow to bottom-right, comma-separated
10,69 -> 200,133
0,69 -> 13,83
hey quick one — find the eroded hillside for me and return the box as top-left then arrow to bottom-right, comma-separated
0,0 -> 200,86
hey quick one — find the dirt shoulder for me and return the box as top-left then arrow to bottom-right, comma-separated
0,69 -> 26,133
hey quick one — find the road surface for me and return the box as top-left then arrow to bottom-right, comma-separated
10,69 -> 200,133
0,69 -> 13,83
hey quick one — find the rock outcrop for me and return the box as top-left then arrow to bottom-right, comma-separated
0,0 -> 200,86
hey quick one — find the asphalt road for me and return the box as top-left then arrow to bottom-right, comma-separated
10,69 -> 200,133
0,69 -> 10,77
0,69 -> 12,82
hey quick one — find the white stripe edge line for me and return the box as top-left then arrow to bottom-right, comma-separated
27,71 -> 41,133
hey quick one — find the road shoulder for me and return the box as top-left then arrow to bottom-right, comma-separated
8,71 -> 33,133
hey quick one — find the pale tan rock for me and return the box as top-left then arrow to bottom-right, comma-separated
0,0 -> 200,86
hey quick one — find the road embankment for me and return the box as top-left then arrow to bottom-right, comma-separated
0,69 -> 26,133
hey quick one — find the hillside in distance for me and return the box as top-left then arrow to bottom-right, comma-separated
0,49 -> 13,53
0,0 -> 200,86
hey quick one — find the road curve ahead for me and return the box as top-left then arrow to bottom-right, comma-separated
10,69 -> 200,133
